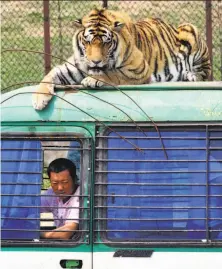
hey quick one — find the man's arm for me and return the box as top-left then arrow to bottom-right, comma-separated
40,222 -> 78,240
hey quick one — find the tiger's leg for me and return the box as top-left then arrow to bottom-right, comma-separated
32,70 -> 56,110
177,23 -> 211,81
32,58 -> 84,110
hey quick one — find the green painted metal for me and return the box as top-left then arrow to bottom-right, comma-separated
93,244 -> 222,253
1,124 -> 95,139
2,83 -> 222,123
2,246 -> 222,253
1,245 -> 91,252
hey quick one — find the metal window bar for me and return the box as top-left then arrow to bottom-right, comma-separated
1,137 -> 91,246
94,125 -> 222,246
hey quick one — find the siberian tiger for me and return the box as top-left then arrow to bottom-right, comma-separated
33,8 -> 211,110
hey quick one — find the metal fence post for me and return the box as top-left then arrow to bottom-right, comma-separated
103,0 -> 108,8
43,0 -> 51,75
206,0 -> 213,80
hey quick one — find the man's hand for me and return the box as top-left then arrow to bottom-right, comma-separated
40,222 -> 78,240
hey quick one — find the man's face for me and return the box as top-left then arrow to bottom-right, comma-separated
50,169 -> 74,201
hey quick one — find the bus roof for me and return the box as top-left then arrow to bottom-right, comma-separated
1,82 -> 222,123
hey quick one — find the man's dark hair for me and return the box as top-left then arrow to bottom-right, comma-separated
47,158 -> 77,183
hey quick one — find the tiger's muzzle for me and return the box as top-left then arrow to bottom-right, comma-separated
88,65 -> 108,75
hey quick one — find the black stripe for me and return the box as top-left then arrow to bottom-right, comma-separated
177,62 -> 183,81
186,56 -> 192,72
136,30 -> 142,49
159,22 -> 179,50
78,68 -> 85,78
143,22 -> 163,60
58,69 -> 72,85
110,39 -> 118,59
179,26 -> 198,44
89,12 -> 111,24
57,73 -> 67,85
161,21 -> 179,43
163,51 -> 171,80
180,40 -> 192,54
137,26 -> 151,56
153,56 -> 158,81
65,64 -> 77,83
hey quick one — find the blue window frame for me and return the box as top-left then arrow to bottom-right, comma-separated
98,127 -> 222,243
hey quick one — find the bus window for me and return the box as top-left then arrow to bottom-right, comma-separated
95,125 -> 222,245
1,137 -> 90,246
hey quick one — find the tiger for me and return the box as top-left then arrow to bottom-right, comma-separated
32,8 -> 211,110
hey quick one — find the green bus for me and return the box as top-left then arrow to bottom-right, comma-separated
1,82 -> 222,269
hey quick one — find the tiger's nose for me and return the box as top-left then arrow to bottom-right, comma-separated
92,60 -> 102,65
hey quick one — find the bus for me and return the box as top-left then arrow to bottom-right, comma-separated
1,82 -> 222,269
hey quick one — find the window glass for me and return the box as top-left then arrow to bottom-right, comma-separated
1,140 -> 42,240
103,128 -> 222,242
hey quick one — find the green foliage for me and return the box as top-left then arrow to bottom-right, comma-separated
25,11 -> 43,24
42,168 -> 51,190
1,36 -> 44,92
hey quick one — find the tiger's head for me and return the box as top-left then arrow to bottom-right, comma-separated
73,9 -> 132,76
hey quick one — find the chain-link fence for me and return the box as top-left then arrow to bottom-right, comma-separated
1,0 -> 222,92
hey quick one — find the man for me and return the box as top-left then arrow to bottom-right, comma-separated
40,158 -> 79,239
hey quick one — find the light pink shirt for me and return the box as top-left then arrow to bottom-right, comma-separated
41,187 -> 80,227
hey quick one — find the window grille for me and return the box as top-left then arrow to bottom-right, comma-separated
1,135 -> 91,246
94,124 -> 222,246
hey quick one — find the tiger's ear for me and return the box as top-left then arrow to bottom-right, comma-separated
113,21 -> 125,32
74,19 -> 84,28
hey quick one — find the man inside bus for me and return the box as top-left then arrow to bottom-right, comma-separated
40,158 -> 80,239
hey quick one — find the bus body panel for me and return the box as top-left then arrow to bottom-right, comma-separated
93,251 -> 222,269
0,251 -> 91,269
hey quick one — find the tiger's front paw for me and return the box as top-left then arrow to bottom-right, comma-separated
32,83 -> 54,110
81,77 -> 104,88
